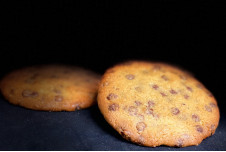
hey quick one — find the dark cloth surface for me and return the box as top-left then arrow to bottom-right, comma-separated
0,96 -> 225,151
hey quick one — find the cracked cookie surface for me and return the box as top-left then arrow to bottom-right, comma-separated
97,61 -> 220,147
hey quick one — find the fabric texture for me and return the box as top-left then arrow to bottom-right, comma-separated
0,96 -> 225,150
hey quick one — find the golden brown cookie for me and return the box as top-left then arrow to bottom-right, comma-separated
0,64 -> 100,111
97,61 -> 220,147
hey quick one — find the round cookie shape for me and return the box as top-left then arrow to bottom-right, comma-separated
0,64 -> 101,111
97,61 -> 220,147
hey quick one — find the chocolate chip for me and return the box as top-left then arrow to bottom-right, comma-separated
128,106 -> 138,116
146,103 -> 159,119
186,86 -> 193,92
22,90 -> 38,97
160,92 -> 167,97
152,84 -> 159,90
176,139 -> 183,147
205,105 -> 212,112
192,114 -> 200,122
210,102 -> 217,108
125,74 -> 135,80
170,89 -> 177,94
108,103 -> 119,111
120,129 -> 132,141
55,95 -> 63,102
135,101 -> 141,106
176,134 -> 189,147
136,136 -> 145,145
171,107 -> 180,115
184,94 -> 189,99
196,125 -> 203,133
136,122 -> 146,132
161,75 -> 169,81
146,108 -> 154,115
148,100 -> 155,107
107,93 -> 118,100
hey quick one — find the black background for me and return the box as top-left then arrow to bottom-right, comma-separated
0,0 -> 226,150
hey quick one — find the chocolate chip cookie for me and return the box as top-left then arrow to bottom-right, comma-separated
97,61 -> 220,147
0,64 -> 100,111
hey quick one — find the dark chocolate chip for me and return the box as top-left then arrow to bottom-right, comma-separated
186,86 -> 193,92
210,102 -> 217,108
128,106 -> 138,116
171,107 -> 180,115
152,84 -> 159,90
196,125 -> 203,133
108,103 -> 119,111
170,89 -> 177,94
136,136 -> 145,145
120,129 -> 132,141
192,114 -> 200,122
160,92 -> 167,97
146,108 -> 154,115
136,122 -> 146,132
205,105 -> 212,112
184,94 -> 189,99
148,100 -> 155,107
107,93 -> 118,100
